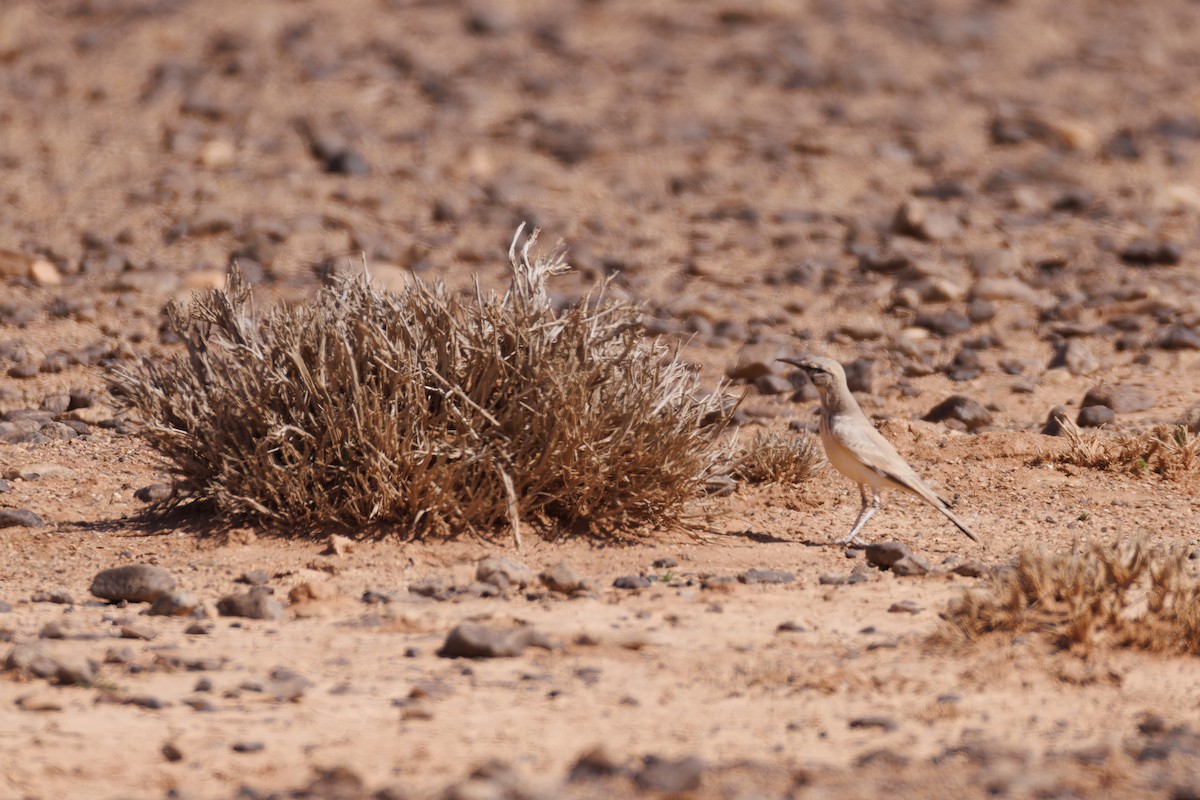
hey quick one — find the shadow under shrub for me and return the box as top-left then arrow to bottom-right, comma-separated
113,229 -> 730,537
936,538 -> 1200,656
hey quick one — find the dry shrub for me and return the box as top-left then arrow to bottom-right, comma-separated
1040,416 -> 1200,477
730,430 -> 824,485
937,538 -> 1200,656
113,228 -> 730,537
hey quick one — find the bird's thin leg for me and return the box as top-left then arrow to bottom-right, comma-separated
840,485 -> 881,545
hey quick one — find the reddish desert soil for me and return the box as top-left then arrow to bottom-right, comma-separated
4,1 -> 1200,798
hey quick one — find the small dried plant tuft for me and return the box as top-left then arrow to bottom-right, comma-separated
1037,416 -> 1200,478
730,430 -> 824,485
936,538 -> 1200,656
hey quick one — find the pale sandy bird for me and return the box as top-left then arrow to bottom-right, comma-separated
778,355 -> 980,545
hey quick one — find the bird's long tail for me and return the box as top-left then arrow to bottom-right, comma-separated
935,501 -> 981,544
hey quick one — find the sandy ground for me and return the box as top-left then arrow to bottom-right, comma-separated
4,0 -> 1200,797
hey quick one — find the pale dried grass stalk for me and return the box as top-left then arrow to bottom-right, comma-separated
113,227 -> 730,537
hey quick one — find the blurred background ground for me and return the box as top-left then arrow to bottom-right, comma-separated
3,0 -> 1200,797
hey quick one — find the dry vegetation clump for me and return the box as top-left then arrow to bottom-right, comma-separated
730,430 -> 824,485
1039,417 -> 1200,477
937,538 -> 1200,656
113,228 -> 730,536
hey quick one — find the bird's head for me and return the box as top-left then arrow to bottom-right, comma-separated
777,355 -> 844,395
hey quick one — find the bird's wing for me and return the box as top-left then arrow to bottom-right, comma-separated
828,416 -> 946,505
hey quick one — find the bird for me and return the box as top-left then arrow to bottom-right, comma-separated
777,355 -> 981,546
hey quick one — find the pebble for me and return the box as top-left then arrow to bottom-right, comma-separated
322,534 -> 355,556
540,561 -> 586,595
0,509 -> 42,528
1050,339 -> 1100,376
437,623 -> 553,659
913,311 -> 971,337
922,396 -> 993,432
1154,326 -> 1200,350
843,358 -> 874,394
969,248 -> 1021,277
1041,406 -> 1069,436
754,373 -> 793,395
4,463 -> 78,481
738,569 -> 795,585
865,542 -> 930,576
31,589 -> 73,604
951,562 -> 986,578
634,755 -> 705,793
90,564 -> 177,603
0,478 -> 9,493
217,588 -> 285,621
232,741 -> 266,754
133,483 -> 173,503
1081,384 -> 1155,414
1077,405 -> 1115,428
613,575 -> 651,590
849,715 -> 898,732
149,591 -> 202,617
893,199 -> 962,241
888,600 -> 921,614
1121,240 -> 1183,266
237,569 -> 271,586
4,643 -> 97,685
567,747 -> 624,783
651,557 -> 678,569
971,277 -> 1040,305
727,341 -> 786,381
476,557 -> 534,592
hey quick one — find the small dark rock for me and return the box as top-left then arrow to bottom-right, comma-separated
635,755 -> 705,793
1050,339 -> 1100,376
232,741 -> 266,753
922,396 -> 993,432
1077,405 -> 1115,428
754,373 -> 793,395
849,715 -> 898,732
217,588 -> 285,621
149,591 -> 202,617
738,569 -> 795,585
90,564 -> 177,604
843,357 -> 874,394
652,557 -> 679,569
914,311 -> 972,337
133,483 -> 173,503
31,589 -> 74,604
437,623 -> 552,659
1081,384 -> 1155,414
1121,240 -> 1183,266
613,575 -> 651,590
408,578 -> 453,600
236,569 -> 271,586
568,746 -> 624,783
951,562 -> 986,578
540,561 -> 586,595
1155,326 -> 1200,350
476,557 -> 534,592
865,542 -> 930,576
0,509 -> 43,528
1041,405 -> 1070,436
